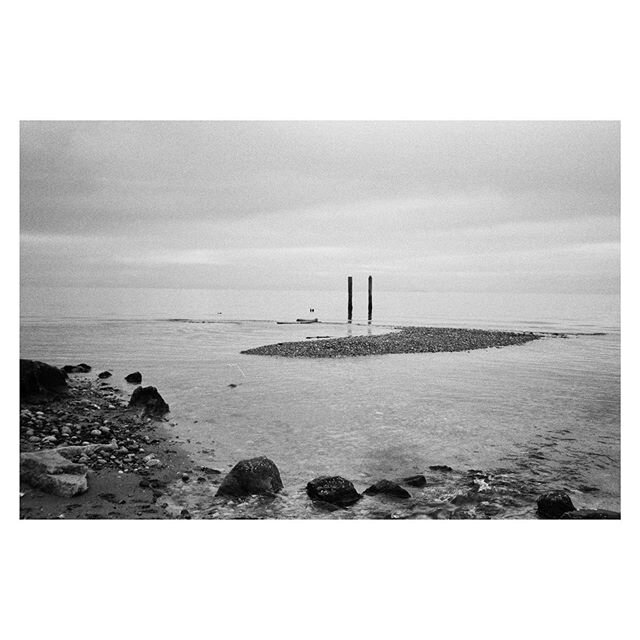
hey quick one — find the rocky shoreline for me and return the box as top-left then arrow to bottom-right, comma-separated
20,358 -> 619,520
241,326 -> 545,358
20,362 -> 197,519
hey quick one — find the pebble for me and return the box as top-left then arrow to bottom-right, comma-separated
90,429 -> 102,436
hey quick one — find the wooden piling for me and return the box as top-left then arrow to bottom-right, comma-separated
347,276 -> 353,323
368,275 -> 373,323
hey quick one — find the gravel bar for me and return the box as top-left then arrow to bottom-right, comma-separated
241,326 -> 543,358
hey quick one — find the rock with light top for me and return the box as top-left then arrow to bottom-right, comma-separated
143,454 -> 162,468
20,449 -> 89,498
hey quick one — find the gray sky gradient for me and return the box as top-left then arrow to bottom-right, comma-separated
20,121 -> 620,293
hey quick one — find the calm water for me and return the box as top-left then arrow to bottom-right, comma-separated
20,287 -> 620,518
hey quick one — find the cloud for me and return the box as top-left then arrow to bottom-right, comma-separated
20,121 -> 619,293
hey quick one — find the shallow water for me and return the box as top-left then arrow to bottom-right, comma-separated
20,287 -> 620,518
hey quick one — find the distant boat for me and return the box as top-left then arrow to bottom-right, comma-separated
276,318 -> 319,325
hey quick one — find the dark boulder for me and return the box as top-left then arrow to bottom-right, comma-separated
537,491 -> 576,519
20,359 -> 68,397
62,363 -> 92,373
125,371 -> 142,384
402,474 -> 427,487
364,479 -> 411,499
429,465 -> 453,472
560,509 -> 620,520
216,456 -> 283,497
306,476 -> 361,507
98,371 -> 112,379
128,386 -> 170,417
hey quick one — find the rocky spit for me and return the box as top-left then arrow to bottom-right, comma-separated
241,326 -> 544,358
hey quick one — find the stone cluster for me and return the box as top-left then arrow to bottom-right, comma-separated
20,377 -> 162,475
241,326 -> 543,358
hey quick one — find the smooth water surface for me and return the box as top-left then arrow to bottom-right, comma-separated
20,287 -> 620,518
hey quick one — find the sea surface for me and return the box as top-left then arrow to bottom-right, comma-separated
20,286 -> 620,519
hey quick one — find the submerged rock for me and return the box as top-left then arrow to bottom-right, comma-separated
429,465 -> 453,472
125,371 -> 142,384
401,474 -> 427,487
216,456 -> 283,497
560,509 -> 620,520
306,476 -> 361,507
128,386 -> 169,417
20,359 -> 68,397
364,479 -> 411,499
62,363 -> 92,373
537,491 -> 576,519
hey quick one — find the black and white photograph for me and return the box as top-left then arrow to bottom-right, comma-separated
19,120 -> 620,521
4,2 -> 637,639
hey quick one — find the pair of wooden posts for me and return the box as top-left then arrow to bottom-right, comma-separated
347,275 -> 372,323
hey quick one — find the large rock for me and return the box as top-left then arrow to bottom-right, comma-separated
560,509 -> 621,520
98,371 -> 112,379
216,456 -> 283,497
20,359 -> 68,397
537,491 -> 576,519
20,449 -> 88,498
364,479 -> 411,499
306,476 -> 361,507
128,386 -> 169,417
125,371 -> 142,384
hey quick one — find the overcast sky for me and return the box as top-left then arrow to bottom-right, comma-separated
20,121 -> 619,293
